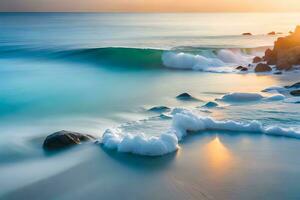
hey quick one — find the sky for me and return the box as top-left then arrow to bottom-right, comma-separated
1,0 -> 300,12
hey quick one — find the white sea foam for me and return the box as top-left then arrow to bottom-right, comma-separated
101,128 -> 178,156
162,52 -> 225,71
100,108 -> 300,156
217,49 -> 250,64
162,49 -> 252,72
262,85 -> 300,103
262,84 -> 300,94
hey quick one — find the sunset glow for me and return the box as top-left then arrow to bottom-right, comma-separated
1,0 -> 300,12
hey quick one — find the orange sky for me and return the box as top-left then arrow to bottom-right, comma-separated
1,0 -> 300,12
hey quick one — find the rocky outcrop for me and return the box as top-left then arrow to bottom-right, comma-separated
242,33 -> 252,36
253,56 -> 263,63
263,26 -> 300,70
255,63 -> 272,72
43,130 -> 96,151
264,48 -> 276,65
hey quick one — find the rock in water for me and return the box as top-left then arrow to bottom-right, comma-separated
43,130 -> 96,151
253,56 -> 263,63
176,93 -> 198,101
242,33 -> 252,36
268,31 -> 276,35
285,82 -> 300,89
290,90 -> 300,96
148,106 -> 171,113
255,63 -> 272,72
263,26 -> 300,70
202,101 -> 218,108
236,66 -> 248,71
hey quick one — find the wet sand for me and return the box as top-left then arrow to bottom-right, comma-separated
2,131 -> 300,200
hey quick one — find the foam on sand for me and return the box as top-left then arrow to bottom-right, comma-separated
262,85 -> 300,103
100,109 -> 300,156
101,128 -> 178,156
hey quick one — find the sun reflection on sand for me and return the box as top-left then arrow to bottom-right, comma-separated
203,137 -> 233,176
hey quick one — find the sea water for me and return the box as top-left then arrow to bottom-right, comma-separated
0,13 -> 300,199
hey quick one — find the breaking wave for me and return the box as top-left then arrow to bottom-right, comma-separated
0,45 -> 268,72
161,49 -> 256,72
99,108 -> 300,156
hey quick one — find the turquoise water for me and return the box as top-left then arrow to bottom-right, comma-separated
0,13 -> 300,199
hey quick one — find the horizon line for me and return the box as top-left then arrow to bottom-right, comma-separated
1,11 -> 300,14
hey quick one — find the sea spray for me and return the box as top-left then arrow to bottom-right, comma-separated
162,49 -> 254,72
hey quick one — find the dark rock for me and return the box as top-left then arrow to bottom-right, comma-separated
253,56 -> 263,63
285,82 -> 300,89
268,31 -> 276,35
242,33 -> 252,36
290,90 -> 300,96
255,63 -> 272,72
148,106 -> 171,113
176,93 -> 197,100
236,66 -> 248,71
177,93 -> 192,99
273,71 -> 282,75
202,101 -> 218,108
43,130 -> 95,151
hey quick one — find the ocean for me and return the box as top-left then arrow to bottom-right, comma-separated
0,13 -> 300,200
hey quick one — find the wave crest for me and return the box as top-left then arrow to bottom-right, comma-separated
162,49 -> 255,72
0,45 -> 266,72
